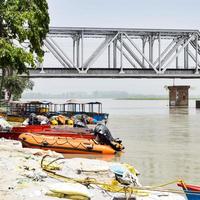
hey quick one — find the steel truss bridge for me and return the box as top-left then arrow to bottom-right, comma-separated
28,27 -> 200,78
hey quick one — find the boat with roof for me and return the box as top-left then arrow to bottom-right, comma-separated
0,99 -> 109,123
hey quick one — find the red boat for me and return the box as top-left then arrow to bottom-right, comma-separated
0,125 -> 95,140
177,182 -> 200,200
12,125 -> 50,133
178,183 -> 200,191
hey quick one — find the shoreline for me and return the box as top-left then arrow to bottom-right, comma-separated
0,139 -> 185,200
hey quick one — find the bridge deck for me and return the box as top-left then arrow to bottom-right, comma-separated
27,68 -> 200,78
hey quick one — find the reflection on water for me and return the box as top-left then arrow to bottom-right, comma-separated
60,99 -> 200,186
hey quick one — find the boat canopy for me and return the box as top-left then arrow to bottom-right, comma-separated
4,100 -> 108,121
65,100 -> 102,105
63,100 -> 103,113
8,100 -> 53,115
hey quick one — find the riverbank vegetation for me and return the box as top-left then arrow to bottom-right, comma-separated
0,0 -> 49,101
22,91 -> 200,100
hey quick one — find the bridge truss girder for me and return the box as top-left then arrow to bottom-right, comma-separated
35,27 -> 200,78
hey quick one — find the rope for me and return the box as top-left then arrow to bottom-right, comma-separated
39,154 -> 200,199
40,155 -> 186,197
146,179 -> 181,189
41,154 -> 65,169
179,179 -> 188,190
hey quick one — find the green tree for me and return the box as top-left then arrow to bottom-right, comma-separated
4,75 -> 34,101
0,0 -> 49,99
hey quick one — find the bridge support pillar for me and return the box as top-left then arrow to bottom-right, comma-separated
168,85 -> 190,107
196,100 -> 200,108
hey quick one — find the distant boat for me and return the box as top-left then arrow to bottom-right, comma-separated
58,100 -> 109,122
0,100 -> 109,122
0,100 -> 51,122
178,182 -> 200,200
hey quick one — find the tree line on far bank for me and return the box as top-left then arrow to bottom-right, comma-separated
0,0 -> 49,101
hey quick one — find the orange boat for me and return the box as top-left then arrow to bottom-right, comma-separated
19,133 -> 116,154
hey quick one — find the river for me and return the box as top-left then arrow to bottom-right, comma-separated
24,98 -> 200,186
102,99 -> 200,186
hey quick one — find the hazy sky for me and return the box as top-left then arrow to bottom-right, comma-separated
27,0 -> 200,96
48,0 -> 200,29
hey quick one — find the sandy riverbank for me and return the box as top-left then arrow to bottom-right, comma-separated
0,139 -> 126,200
0,139 -> 61,200
0,139 -> 186,200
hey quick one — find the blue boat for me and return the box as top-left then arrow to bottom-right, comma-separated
61,100 -> 109,122
178,183 -> 200,200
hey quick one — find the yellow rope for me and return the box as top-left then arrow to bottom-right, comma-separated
146,179 -> 182,189
179,179 -> 188,190
40,155 -> 186,196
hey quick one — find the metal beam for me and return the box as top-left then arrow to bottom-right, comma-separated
44,40 -> 72,68
158,34 -> 161,71
187,49 -> 200,68
195,35 -> 199,74
142,37 -> 146,66
153,40 -> 175,66
156,38 -> 185,69
122,41 -> 144,68
149,36 -> 154,67
25,68 -> 200,78
108,45 -> 111,68
116,44 -> 137,68
161,35 -> 195,73
124,33 -> 158,73
81,31 -> 84,70
120,33 -> 123,72
113,39 -> 117,68
76,36 -> 80,68
83,33 -> 119,72
48,27 -> 200,38
47,37 -> 78,70
184,42 -> 189,69
176,45 -> 179,69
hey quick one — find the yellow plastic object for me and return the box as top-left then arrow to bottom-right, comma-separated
122,163 -> 137,176
50,119 -> 58,125
47,182 -> 91,200
101,179 -> 149,196
39,107 -> 49,113
67,119 -> 74,125
46,191 -> 90,200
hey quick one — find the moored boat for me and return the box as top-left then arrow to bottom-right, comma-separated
1,100 -> 108,122
0,124 -> 94,140
19,133 -> 117,154
178,182 -> 200,200
63,100 -> 109,122
12,124 -> 50,133
0,117 -> 124,152
0,121 -> 95,140
0,116 -> 96,140
0,124 -> 50,140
